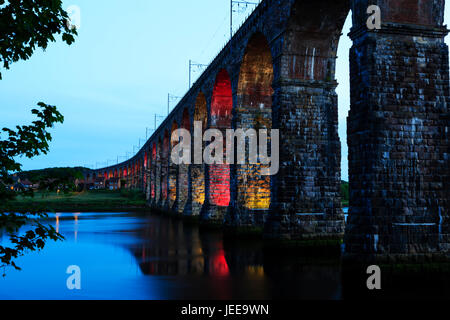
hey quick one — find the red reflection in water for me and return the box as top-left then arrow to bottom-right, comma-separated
210,249 -> 229,276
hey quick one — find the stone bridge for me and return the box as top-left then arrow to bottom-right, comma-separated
86,0 -> 449,262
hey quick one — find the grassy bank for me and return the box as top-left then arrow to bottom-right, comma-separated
6,185 -> 349,212
5,189 -> 147,212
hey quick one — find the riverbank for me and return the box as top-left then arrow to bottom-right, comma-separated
5,189 -> 147,212
5,189 -> 349,213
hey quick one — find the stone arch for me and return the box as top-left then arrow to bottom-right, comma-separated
284,0 -> 349,82
178,108 -> 191,214
162,132 -> 169,202
134,161 -> 137,187
209,69 -> 233,207
270,0 -> 349,216
156,139 -> 162,203
192,92 -> 207,215
128,164 -> 132,188
169,122 -> 179,209
151,143 -> 157,200
236,32 -> 274,211
144,151 -> 148,168
139,157 -> 143,188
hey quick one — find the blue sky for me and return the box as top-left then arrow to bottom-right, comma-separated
0,1 -> 449,181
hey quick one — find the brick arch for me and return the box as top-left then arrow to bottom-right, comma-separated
236,32 -> 274,211
209,69 -> 232,207
192,92 -> 207,215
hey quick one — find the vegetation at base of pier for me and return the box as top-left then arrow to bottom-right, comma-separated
5,189 -> 147,213
0,0 -> 77,273
341,180 -> 349,206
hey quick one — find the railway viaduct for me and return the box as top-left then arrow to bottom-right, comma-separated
86,0 -> 450,262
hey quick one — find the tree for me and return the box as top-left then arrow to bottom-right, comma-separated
0,0 -> 76,79
0,0 -> 77,274
20,167 -> 85,192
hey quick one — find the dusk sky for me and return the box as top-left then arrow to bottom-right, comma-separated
1,1 -> 449,181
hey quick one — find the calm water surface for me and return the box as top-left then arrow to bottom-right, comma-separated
1,209 -> 448,300
0,211 -> 344,300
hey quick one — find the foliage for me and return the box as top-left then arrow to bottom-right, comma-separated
341,180 -> 349,204
0,104 -> 65,273
17,167 -> 85,194
0,0 -> 77,79
0,0 -> 77,274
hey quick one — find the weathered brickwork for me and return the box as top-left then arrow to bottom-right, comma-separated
236,33 -> 273,212
177,110 -> 190,214
168,125 -> 177,211
150,144 -> 156,202
345,0 -> 449,262
155,140 -> 162,205
90,0 -> 449,261
191,93 -> 208,216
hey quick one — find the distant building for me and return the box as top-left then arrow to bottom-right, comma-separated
94,177 -> 106,189
17,178 -> 34,190
107,178 -> 121,190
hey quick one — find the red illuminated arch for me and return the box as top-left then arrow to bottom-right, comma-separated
209,69 -> 232,207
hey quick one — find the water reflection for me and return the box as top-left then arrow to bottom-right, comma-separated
0,211 -> 448,300
126,214 -> 342,299
133,218 -> 232,278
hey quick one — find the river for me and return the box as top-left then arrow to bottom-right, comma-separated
0,210 -> 449,300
